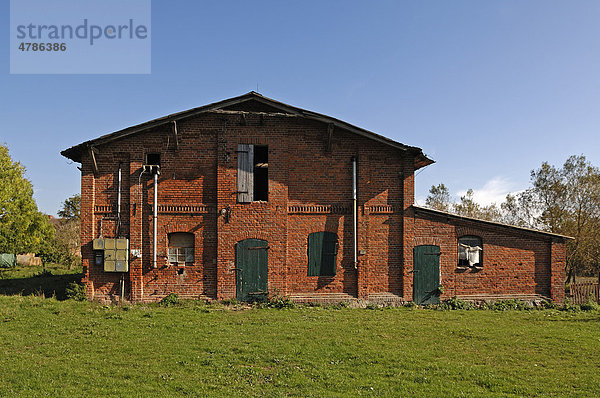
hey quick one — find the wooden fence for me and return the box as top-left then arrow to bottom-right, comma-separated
569,281 -> 599,305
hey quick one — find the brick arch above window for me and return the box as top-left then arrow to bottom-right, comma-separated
414,237 -> 445,247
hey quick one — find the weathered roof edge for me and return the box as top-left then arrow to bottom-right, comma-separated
60,91 -> 434,169
412,205 -> 574,240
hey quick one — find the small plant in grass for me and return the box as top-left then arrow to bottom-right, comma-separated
489,299 -> 531,311
255,292 -> 296,309
330,301 -> 348,310
562,300 -> 581,312
439,297 -> 473,310
403,301 -> 417,309
220,298 -> 239,306
65,282 -> 86,301
580,295 -> 600,311
538,300 -> 558,310
159,293 -> 179,307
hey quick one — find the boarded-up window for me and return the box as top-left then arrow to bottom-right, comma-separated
458,235 -> 482,268
307,232 -> 338,276
168,232 -> 195,266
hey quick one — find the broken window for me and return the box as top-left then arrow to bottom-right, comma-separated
458,235 -> 482,268
237,144 -> 268,202
307,232 -> 338,276
146,153 -> 161,166
167,232 -> 194,266
253,146 -> 268,201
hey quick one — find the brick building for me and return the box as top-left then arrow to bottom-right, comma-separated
61,92 -> 567,304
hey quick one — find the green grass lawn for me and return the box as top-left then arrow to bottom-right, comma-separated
0,293 -> 599,397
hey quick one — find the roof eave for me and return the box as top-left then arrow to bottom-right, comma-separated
412,205 -> 574,240
61,92 -> 435,169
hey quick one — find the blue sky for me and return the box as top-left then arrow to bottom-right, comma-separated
1,1 -> 600,215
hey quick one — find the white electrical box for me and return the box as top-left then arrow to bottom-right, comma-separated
94,238 -> 129,272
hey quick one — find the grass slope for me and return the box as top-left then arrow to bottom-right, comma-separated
0,296 -> 599,397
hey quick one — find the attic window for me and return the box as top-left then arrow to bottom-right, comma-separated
146,153 -> 161,166
237,144 -> 268,203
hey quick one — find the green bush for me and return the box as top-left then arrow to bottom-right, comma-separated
439,297 -> 474,310
330,301 -> 348,310
562,299 -> 581,312
580,295 -> 600,311
256,293 -> 296,309
489,299 -> 531,311
538,300 -> 558,310
220,298 -> 239,306
65,282 -> 86,301
38,242 -> 80,269
159,293 -> 179,307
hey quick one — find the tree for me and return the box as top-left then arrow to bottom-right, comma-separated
452,189 -> 502,222
0,144 -> 54,254
425,184 -> 451,212
54,194 -> 81,266
505,155 -> 600,281
57,194 -> 80,220
423,155 -> 600,282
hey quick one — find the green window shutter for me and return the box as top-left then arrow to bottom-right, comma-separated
308,232 -> 338,276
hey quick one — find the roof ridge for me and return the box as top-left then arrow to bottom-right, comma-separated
61,93 -> 434,170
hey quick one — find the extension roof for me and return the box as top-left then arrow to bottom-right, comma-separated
412,205 -> 573,240
61,92 -> 433,169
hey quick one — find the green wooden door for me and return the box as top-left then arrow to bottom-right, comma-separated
236,239 -> 268,302
413,245 -> 441,305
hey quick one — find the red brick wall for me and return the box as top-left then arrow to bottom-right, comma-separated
77,109 -> 566,304
79,112 -> 410,302
409,209 -> 566,303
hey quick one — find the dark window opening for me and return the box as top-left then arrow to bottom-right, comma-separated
168,232 -> 194,266
458,235 -> 483,268
253,145 -> 268,201
308,231 -> 338,276
146,153 -> 161,166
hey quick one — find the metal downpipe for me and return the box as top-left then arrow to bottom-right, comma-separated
352,156 -> 358,269
153,171 -> 158,269
117,162 -> 122,237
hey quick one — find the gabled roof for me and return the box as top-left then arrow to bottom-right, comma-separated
412,205 -> 573,240
61,91 -> 434,169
